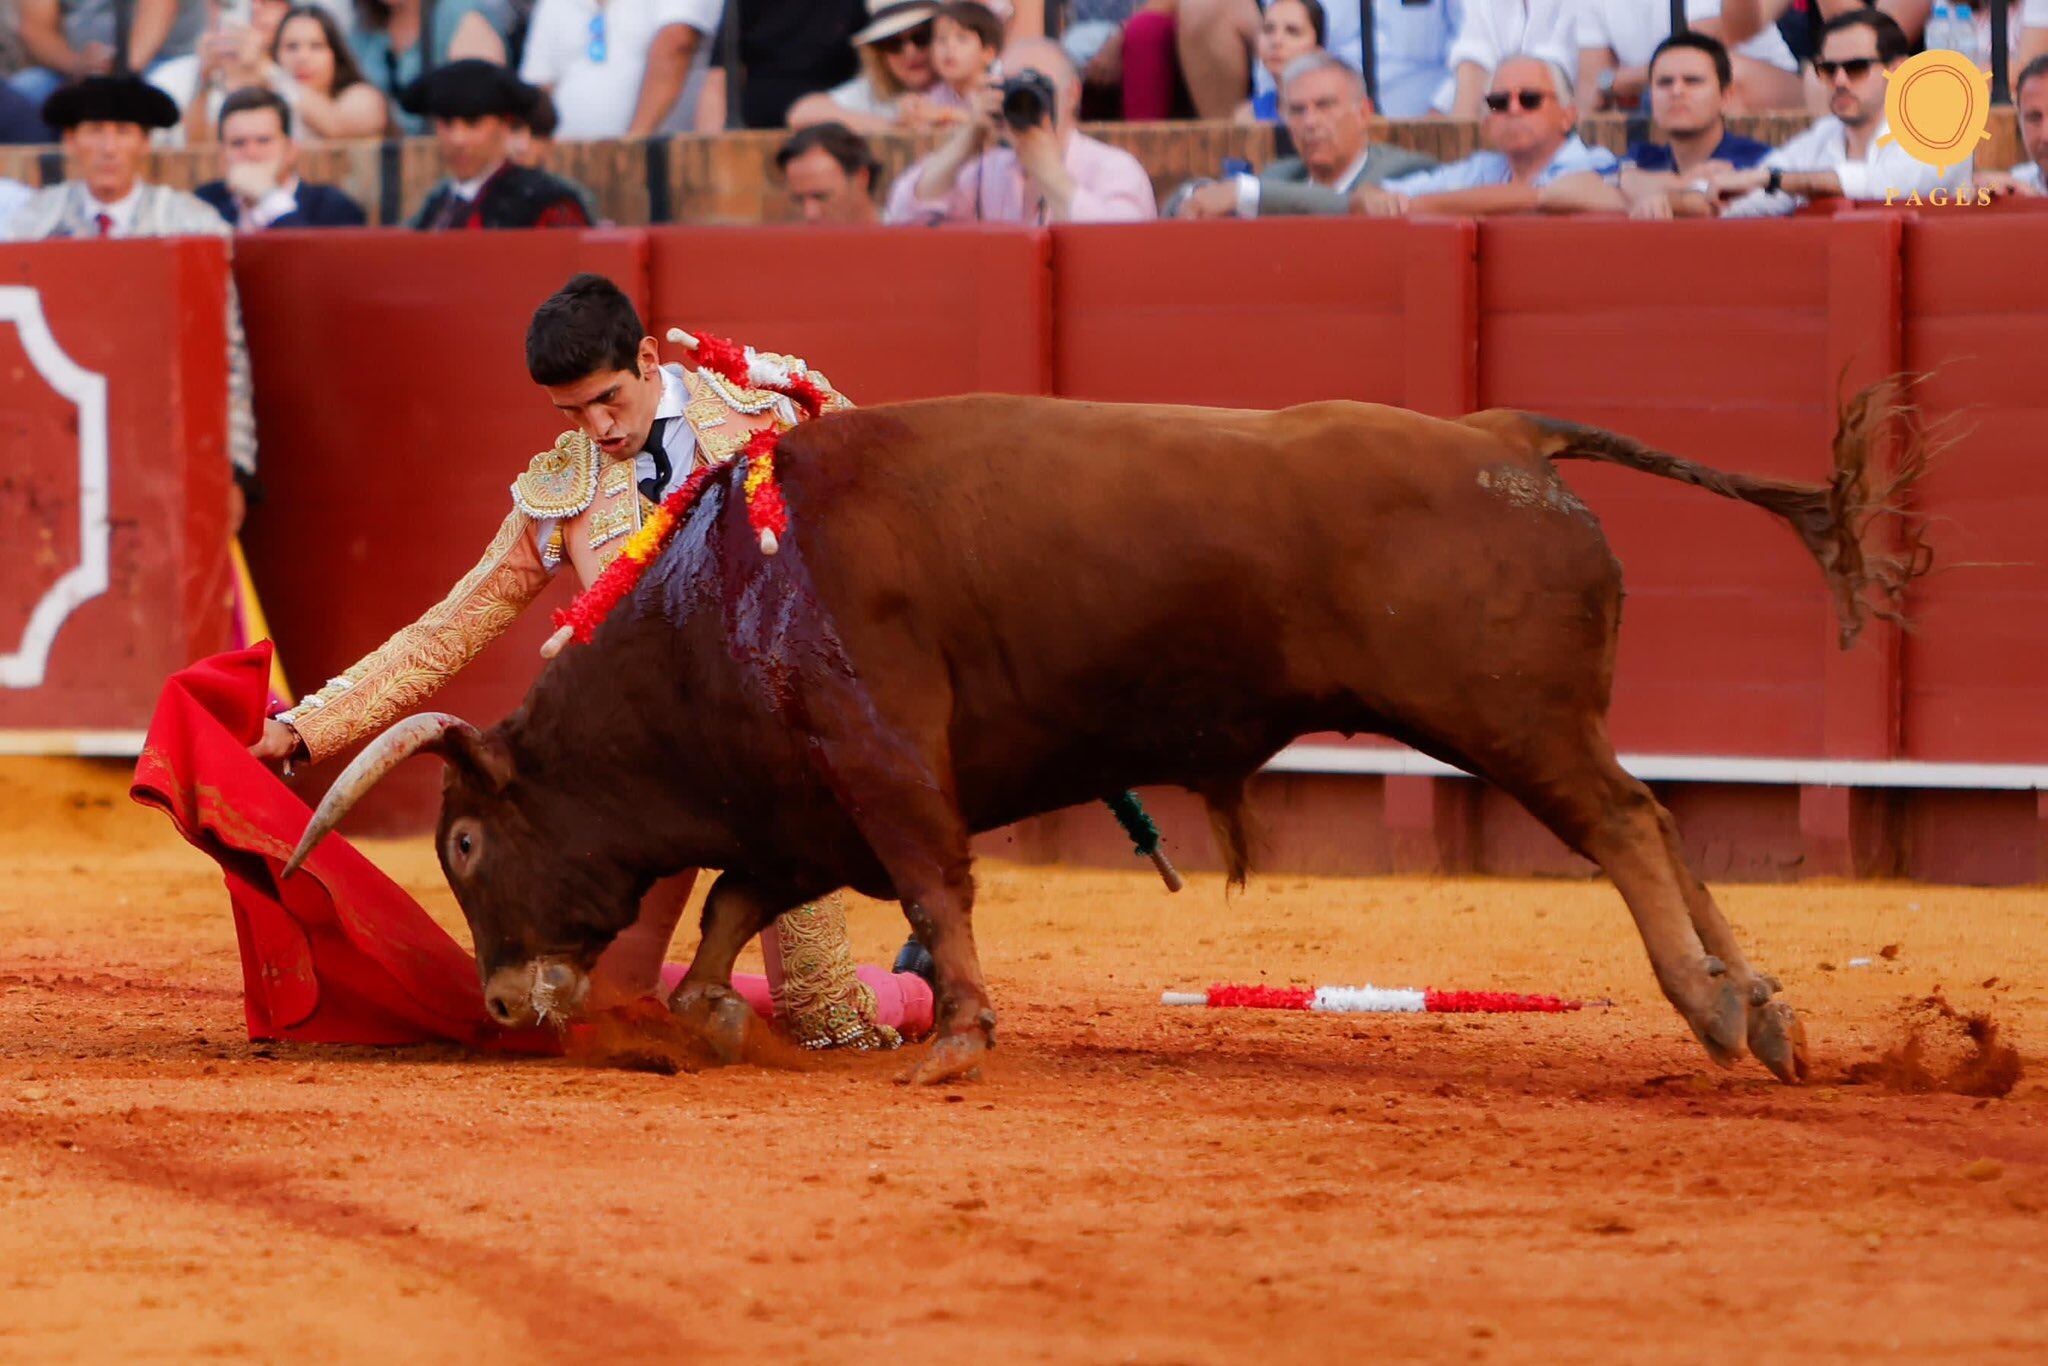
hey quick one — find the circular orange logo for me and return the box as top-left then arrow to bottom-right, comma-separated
1880,50 -> 1992,173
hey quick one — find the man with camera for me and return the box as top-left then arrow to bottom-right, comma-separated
885,37 -> 1155,224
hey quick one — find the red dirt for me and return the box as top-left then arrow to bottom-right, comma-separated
1845,993 -> 2025,1098
5,756 -> 2048,1361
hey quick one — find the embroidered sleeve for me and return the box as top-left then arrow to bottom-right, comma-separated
278,509 -> 550,764
765,898 -> 899,1050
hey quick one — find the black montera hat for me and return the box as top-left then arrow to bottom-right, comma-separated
42,74 -> 181,132
399,58 -> 536,121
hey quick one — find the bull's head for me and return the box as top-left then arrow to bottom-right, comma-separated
283,713 -> 644,1028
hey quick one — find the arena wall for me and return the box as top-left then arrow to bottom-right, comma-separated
3,216 -> 2042,881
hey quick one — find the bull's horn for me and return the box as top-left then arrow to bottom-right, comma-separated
665,327 -> 699,349
282,713 -> 481,877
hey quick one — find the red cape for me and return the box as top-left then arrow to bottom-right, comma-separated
131,645 -> 556,1052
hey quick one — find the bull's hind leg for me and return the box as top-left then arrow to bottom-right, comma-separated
1474,729 -> 1807,1081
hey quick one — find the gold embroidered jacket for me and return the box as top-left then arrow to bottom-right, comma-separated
281,356 -> 851,764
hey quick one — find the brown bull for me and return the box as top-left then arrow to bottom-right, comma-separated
290,390 -> 1923,1085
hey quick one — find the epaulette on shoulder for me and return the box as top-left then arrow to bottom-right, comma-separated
511,430 -> 599,521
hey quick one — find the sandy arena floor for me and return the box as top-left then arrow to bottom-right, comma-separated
1,756 -> 2044,1363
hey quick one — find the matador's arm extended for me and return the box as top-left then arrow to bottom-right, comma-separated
278,509 -> 551,764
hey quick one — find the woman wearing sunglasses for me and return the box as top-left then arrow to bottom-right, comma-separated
788,0 -> 952,132
354,0 -> 512,135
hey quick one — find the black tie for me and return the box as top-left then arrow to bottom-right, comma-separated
638,417 -> 675,503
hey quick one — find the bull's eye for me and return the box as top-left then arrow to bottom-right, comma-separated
457,833 -> 473,857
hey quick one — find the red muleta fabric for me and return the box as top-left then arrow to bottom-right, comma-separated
129,644 -> 558,1053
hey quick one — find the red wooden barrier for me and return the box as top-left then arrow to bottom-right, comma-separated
646,225 -> 1051,401
0,238 -> 233,741
233,228 -> 649,830
41,216 -> 2023,879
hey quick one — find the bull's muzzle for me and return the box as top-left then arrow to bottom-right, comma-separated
482,959 -> 589,1028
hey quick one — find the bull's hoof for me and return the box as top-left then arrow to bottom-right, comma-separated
1748,997 -> 1810,1085
668,983 -> 752,1067
896,1032 -> 987,1087
1682,980 -> 1748,1068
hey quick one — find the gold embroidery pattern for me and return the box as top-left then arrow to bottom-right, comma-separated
769,898 -> 899,1050
600,460 -> 635,497
542,526 -> 566,568
510,432 -> 599,520
280,510 -> 548,764
586,503 -> 634,547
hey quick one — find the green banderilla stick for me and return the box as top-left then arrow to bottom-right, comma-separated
1107,790 -> 1184,893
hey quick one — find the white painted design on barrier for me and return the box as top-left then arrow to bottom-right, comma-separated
0,286 -> 109,689
1266,744 -> 2048,792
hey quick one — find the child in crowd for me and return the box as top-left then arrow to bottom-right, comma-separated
930,0 -> 1008,114
1239,0 -> 1327,122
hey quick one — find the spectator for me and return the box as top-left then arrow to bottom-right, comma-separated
1235,0 -> 1320,123
2002,52 -> 2047,193
1355,54 -> 1616,214
1442,0 -> 1575,117
2027,0 -> 2048,74
162,0 -> 293,144
1709,10 -> 1965,215
507,87 -> 606,219
887,37 -> 1156,223
1616,31 -> 1771,216
195,86 -> 367,227
3,74 -> 258,524
1577,0 -> 1802,116
787,0 -> 949,133
271,6 -> 389,137
777,119 -> 882,223
1178,51 -> 1433,216
4,74 -> 225,236
10,0 -> 207,108
356,0 -> 512,134
929,1 -> 1005,115
701,0 -> 869,129
519,0 -> 716,139
1068,0 -> 1185,122
403,59 -> 591,227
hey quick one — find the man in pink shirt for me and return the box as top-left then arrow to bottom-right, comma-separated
886,37 -> 1156,224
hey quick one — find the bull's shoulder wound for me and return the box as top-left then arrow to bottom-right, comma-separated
511,431 -> 601,522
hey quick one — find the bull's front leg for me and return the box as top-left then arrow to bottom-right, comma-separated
668,872 -> 785,1064
895,856 -> 994,1087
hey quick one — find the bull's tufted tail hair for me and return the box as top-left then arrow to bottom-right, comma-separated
1476,377 -> 1941,649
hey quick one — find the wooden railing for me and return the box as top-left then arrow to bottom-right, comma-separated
0,111 -> 2024,228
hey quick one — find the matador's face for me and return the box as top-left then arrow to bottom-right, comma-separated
542,335 -> 666,462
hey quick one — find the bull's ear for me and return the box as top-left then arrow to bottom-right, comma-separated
444,728 -> 516,795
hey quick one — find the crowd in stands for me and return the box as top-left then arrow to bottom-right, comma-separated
0,0 -> 2045,238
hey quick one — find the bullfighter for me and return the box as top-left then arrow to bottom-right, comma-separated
250,273 -> 922,1048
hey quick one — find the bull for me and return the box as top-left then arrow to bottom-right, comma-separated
288,391 -> 1925,1085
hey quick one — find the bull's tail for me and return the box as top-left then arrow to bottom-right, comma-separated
1469,380 -> 1937,648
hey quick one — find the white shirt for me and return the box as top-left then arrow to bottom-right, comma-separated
2014,161 -> 2043,191
84,185 -> 144,235
1446,0 -> 1577,86
243,177 -> 305,230
1576,0 -> 1798,75
520,0 -> 722,140
0,178 -> 31,232
534,364 -> 698,573
1724,115 -> 1968,216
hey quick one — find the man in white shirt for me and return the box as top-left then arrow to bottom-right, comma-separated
1357,54 -> 1617,214
1708,10 -> 1967,216
1576,0 -> 1802,115
1981,53 -> 2048,195
519,0 -> 723,139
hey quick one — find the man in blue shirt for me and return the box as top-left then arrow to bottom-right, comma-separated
1624,32 -> 1771,178
1353,54 -> 1617,216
